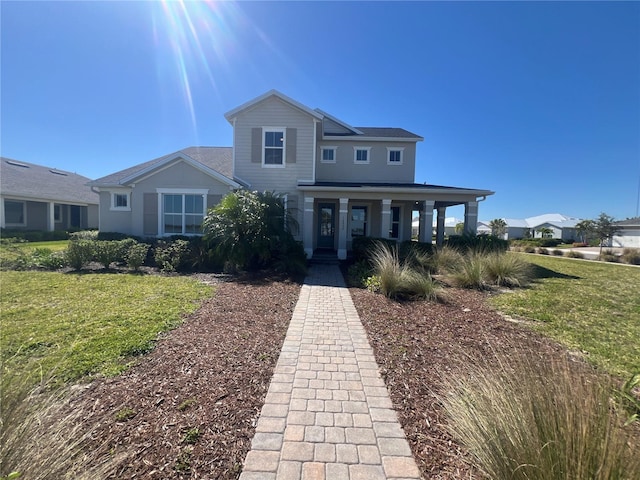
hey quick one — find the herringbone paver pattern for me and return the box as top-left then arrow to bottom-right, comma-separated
239,265 -> 421,480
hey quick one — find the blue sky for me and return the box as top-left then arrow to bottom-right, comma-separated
2,1 -> 639,222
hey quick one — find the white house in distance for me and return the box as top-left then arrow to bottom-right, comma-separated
90,90 -> 494,259
478,213 -> 580,241
613,217 -> 640,248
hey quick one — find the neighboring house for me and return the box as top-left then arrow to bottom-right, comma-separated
1,157 -> 99,231
478,213 -> 580,241
91,90 -> 494,259
612,217 -> 640,248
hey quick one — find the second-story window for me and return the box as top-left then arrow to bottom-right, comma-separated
354,147 -> 371,164
321,147 -> 337,163
264,129 -> 285,166
387,147 -> 404,165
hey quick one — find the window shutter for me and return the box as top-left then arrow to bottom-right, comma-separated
143,193 -> 158,236
251,128 -> 262,163
207,194 -> 222,210
286,128 -> 297,164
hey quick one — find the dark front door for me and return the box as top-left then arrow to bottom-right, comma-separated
317,203 -> 335,249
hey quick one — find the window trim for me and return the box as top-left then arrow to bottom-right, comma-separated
320,146 -> 337,164
157,188 -> 208,236
110,191 -> 131,211
4,199 -> 26,226
387,147 -> 405,165
262,127 -> 286,168
353,146 -> 371,164
350,204 -> 370,238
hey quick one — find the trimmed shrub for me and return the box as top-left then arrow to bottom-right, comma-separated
30,248 -> 67,270
96,231 -> 136,241
621,248 -> 640,265
551,249 -> 564,256
441,350 -> 640,480
539,238 -> 562,247
351,236 -> 396,263
125,243 -> 150,271
69,230 -> 99,241
154,239 -> 192,272
65,241 -> 94,271
0,229 -> 69,242
93,241 -> 123,269
446,233 -> 508,254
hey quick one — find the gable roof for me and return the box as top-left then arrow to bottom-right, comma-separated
525,213 -> 580,229
90,147 -> 237,188
1,157 -> 98,205
224,89 -> 324,123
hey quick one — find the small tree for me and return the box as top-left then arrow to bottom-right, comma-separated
455,222 -> 464,235
489,218 -> 507,238
537,227 -> 553,239
575,219 -> 596,244
594,213 -> 621,258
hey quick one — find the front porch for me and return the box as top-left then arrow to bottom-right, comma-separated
297,182 -> 493,260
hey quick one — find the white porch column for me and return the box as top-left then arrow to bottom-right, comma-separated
47,202 -> 55,232
303,196 -> 314,258
337,198 -> 349,260
436,206 -> 446,247
464,201 -> 479,235
380,199 -> 392,239
419,200 -> 435,243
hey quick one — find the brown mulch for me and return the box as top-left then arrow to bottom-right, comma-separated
350,287 -> 569,479
53,269 -> 620,479
65,273 -> 301,479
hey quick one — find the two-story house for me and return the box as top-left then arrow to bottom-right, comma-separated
90,90 -> 493,259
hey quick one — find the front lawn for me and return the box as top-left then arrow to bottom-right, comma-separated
1,271 -> 212,388
490,254 -> 640,377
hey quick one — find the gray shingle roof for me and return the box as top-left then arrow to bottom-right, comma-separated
1,157 -> 99,205
615,217 -> 640,227
91,147 -> 233,186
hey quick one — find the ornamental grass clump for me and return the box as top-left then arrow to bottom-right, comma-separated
447,252 -> 487,289
368,242 -> 441,301
483,252 -> 531,287
441,349 -> 640,480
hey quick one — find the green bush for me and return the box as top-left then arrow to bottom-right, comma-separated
154,239 -> 192,272
551,248 -> 564,256
442,350 -> 640,480
96,231 -> 136,241
600,249 -> 620,263
125,243 -> 150,271
65,241 -> 94,271
69,230 -> 99,241
523,245 -> 536,253
621,248 -> 640,265
565,250 -> 584,259
539,238 -> 562,247
347,260 -> 373,287
537,247 -> 549,255
447,252 -> 487,289
426,245 -> 464,275
0,229 -> 69,242
351,236 -> 397,263
93,241 -> 123,269
446,233 -> 508,253
30,248 -> 67,270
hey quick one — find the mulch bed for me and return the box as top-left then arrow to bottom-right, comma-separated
56,269 -> 619,479
66,273 -> 301,479
349,286 -> 568,479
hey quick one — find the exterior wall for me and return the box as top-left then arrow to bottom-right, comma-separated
98,160 -> 234,237
233,96 -> 315,193
316,140 -> 416,183
26,201 -> 48,230
613,230 -> 640,248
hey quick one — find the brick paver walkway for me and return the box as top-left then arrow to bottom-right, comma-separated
239,265 -> 421,480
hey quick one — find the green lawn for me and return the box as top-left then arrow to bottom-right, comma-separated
490,254 -> 640,378
1,271 -> 212,388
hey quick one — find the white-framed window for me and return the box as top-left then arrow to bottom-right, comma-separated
54,204 -> 62,223
353,147 -> 371,164
390,206 -> 401,239
350,206 -> 368,237
110,192 -> 131,211
263,128 -> 285,167
387,147 -> 404,165
158,188 -> 208,235
321,146 -> 337,163
4,200 -> 26,226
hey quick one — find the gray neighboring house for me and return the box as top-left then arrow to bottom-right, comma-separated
1,157 -> 98,231
91,90 -> 494,259
479,213 -> 580,241
612,218 -> 640,248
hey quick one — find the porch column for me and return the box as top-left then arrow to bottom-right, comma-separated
380,199 -> 392,239
419,200 -> 435,243
303,196 -> 314,258
47,202 -> 55,232
464,201 -> 479,235
337,198 -> 349,260
436,206 -> 446,247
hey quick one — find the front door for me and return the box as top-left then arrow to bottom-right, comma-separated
317,203 -> 335,250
